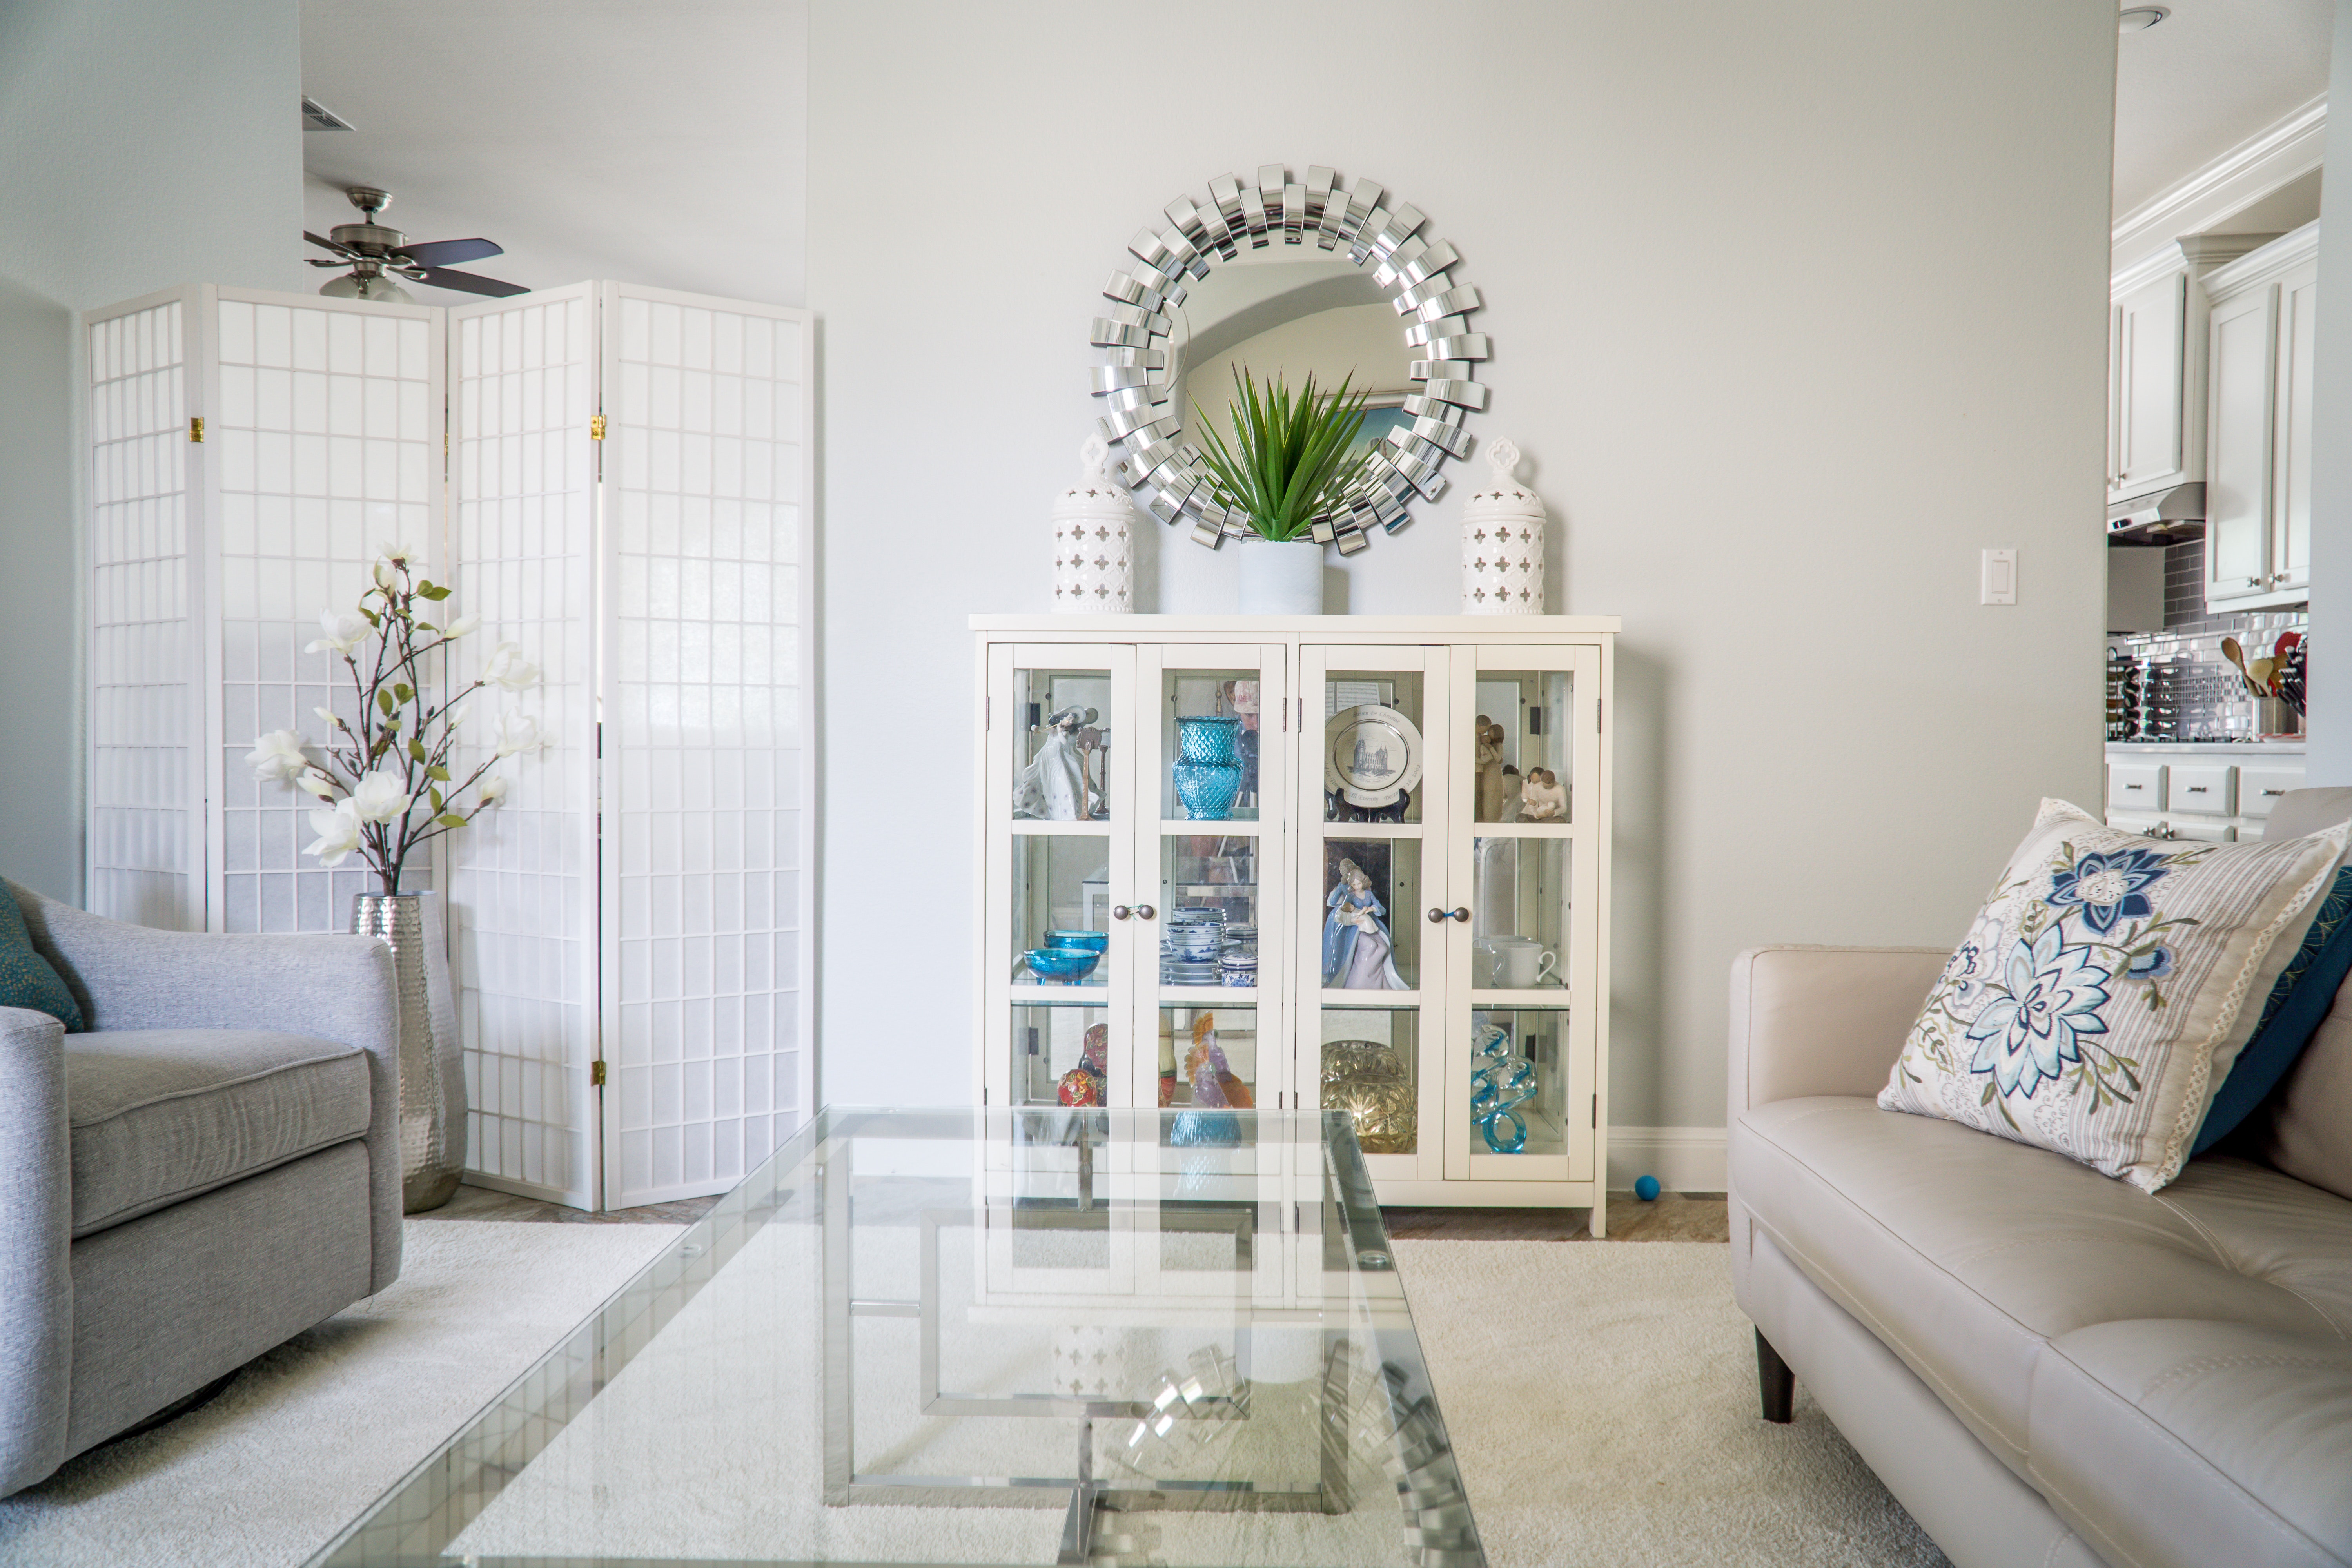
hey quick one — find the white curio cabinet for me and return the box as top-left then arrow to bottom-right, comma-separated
972,616 -> 1616,1228
82,282 -> 813,1212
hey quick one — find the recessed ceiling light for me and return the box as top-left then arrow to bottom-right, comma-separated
2119,7 -> 2168,32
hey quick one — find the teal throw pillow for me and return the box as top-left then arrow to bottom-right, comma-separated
0,882 -> 83,1033
2193,863 -> 2352,1154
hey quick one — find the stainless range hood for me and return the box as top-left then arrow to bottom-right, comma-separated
2107,482 -> 2204,544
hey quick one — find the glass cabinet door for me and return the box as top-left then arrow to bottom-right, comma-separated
1443,648 -> 1601,1183
985,644 -> 1138,1111
1296,644 -> 1452,1185
1131,644 -> 1290,1128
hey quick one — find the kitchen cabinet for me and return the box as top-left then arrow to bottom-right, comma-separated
973,615 -> 1617,1222
2103,748 -> 2302,844
2202,224 -> 2319,611
2105,234 -> 2279,508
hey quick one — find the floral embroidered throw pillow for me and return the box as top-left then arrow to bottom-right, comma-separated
1880,799 -> 2349,1191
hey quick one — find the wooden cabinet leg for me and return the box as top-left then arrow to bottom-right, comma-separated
1756,1328 -> 1795,1423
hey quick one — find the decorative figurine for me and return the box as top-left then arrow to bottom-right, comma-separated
1321,858 -> 1408,990
1519,767 -> 1566,822
1169,1013 -> 1250,1146
1225,679 -> 1262,808
1474,715 -> 1506,822
1014,705 -> 1102,820
1470,1020 -> 1539,1153
1499,764 -> 1523,822
1320,1040 -> 1417,1154
1058,1023 -> 1109,1106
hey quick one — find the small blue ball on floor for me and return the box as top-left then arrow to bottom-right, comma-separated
1634,1174 -> 1661,1202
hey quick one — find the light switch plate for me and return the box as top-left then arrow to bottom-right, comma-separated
1982,548 -> 2017,606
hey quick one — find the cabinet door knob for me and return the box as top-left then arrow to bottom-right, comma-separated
1134,904 -> 1156,920
1448,907 -> 1472,922
2250,577 -> 2265,587
1427,907 -> 1448,924
1111,905 -> 1132,921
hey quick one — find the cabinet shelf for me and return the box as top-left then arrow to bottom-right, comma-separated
978,621 -> 1614,1222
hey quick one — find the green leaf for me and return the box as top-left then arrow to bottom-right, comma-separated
394,682 -> 413,704
361,608 -> 381,628
1191,367 -> 1373,542
408,738 -> 427,762
426,765 -> 451,782
436,813 -> 467,829
377,689 -> 395,716
429,786 -> 444,812
417,583 -> 452,601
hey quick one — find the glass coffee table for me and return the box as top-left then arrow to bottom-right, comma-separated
309,1107 -> 1485,1568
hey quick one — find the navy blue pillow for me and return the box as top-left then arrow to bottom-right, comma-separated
2194,862 -> 2352,1155
0,883 -> 84,1033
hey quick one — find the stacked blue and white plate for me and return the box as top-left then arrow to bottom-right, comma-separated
1220,924 -> 1258,989
1162,907 -> 1224,986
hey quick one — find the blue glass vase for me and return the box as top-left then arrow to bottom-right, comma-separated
1172,716 -> 1244,820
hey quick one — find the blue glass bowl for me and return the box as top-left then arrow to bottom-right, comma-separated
1044,929 -> 1109,954
1025,946 -> 1102,982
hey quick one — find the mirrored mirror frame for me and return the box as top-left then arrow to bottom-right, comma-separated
1089,165 -> 1489,558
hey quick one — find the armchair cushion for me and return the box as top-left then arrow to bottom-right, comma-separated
66,1030 -> 369,1239
0,885 -> 81,1032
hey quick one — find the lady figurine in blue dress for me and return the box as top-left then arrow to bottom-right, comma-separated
1323,859 -> 1408,990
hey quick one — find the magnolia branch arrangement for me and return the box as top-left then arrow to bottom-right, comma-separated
245,544 -> 544,894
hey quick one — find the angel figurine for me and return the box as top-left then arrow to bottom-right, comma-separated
1474,716 -> 1507,821
1322,859 -> 1408,990
1519,767 -> 1566,822
1012,705 -> 1100,820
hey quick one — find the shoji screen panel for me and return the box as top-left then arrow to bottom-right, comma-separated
448,286 -> 601,1207
85,291 -> 203,930
600,283 -> 814,1208
208,289 -> 443,933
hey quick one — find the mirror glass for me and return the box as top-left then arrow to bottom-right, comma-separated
1169,254 -> 1418,467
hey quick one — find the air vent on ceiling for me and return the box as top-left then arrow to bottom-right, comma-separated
301,97 -> 355,132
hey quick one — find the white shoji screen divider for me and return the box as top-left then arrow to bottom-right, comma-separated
85,290 -> 203,931
448,285 -> 601,1208
207,289 -> 445,934
598,283 -> 814,1209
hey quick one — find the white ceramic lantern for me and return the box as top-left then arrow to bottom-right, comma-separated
1052,434 -> 1136,613
1460,437 -> 1546,615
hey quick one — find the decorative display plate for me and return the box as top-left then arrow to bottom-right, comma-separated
1324,704 -> 1425,807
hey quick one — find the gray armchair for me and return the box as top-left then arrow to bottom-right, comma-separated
0,880 -> 403,1495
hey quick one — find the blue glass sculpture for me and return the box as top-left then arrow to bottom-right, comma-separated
1470,1018 -> 1539,1154
1172,715 -> 1245,820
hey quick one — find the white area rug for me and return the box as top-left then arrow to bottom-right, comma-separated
1396,1241 -> 1949,1568
0,1219 -> 684,1568
0,1226 -> 1948,1567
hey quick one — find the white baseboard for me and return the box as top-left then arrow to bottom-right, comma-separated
1607,1126 -> 1726,1194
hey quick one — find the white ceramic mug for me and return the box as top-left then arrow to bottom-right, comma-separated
1488,936 -> 1557,989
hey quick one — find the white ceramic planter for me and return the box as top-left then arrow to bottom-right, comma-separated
1237,537 -> 1325,615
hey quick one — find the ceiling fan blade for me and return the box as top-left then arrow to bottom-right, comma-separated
303,230 -> 356,256
413,267 -> 529,298
399,237 -> 503,268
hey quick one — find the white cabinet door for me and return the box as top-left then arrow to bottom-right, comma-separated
2115,272 -> 2187,496
2273,261 -> 2319,595
2205,283 -> 2277,605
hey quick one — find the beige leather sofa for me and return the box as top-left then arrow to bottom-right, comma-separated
1729,789 -> 2352,1568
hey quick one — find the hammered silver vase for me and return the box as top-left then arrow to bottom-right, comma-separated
353,892 -> 466,1212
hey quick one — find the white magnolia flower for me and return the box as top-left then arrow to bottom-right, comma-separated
433,614 -> 480,640
314,705 -> 348,732
305,609 -> 370,657
245,730 -> 309,784
477,774 -> 510,806
494,713 -> 546,759
303,800 -> 364,867
480,641 -> 541,692
346,771 -> 412,824
294,769 -> 337,799
443,702 -> 472,731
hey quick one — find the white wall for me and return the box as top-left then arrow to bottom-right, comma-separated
2305,0 -> 2352,782
807,0 -> 2118,1129
0,0 -> 306,899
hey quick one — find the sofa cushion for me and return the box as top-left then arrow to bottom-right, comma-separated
2198,863 -> 2352,1154
2027,1320 -> 2352,1568
1733,1095 -> 2352,1476
65,1029 -> 370,1238
2244,977 -> 2352,1205
1879,798 -> 2347,1191
1,881 -> 83,1031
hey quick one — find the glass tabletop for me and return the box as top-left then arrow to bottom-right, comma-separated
309,1107 -> 1486,1568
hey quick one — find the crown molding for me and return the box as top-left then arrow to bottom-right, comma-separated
2111,93 -> 2327,269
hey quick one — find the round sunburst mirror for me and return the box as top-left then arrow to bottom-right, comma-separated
1087,165 -> 1489,556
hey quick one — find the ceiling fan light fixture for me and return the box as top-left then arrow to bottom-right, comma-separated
2119,7 -> 2167,32
320,271 -> 416,305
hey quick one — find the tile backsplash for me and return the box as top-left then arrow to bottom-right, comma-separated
2107,537 -> 2304,743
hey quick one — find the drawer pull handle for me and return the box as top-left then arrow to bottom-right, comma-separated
2125,784 -> 2144,790
2264,788 -> 2287,797
2187,786 -> 2208,793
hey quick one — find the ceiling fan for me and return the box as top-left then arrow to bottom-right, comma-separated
303,187 -> 527,302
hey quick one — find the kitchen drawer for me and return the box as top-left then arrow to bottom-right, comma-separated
2169,818 -> 2236,843
2167,764 -> 2235,816
2238,766 -> 2305,820
2107,762 -> 2165,813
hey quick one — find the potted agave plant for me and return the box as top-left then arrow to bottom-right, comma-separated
1194,368 -> 1372,615
244,543 -> 544,1211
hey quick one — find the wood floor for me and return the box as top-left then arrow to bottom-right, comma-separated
422,1181 -> 1729,1241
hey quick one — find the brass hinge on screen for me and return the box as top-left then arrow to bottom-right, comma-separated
591,1060 -> 607,1087
188,417 -> 205,443
590,415 -> 607,440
